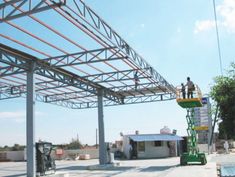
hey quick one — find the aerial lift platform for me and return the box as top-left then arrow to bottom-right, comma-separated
176,85 -> 207,165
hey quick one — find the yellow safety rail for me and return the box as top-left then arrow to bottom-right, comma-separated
176,84 -> 202,100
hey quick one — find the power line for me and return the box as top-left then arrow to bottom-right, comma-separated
213,0 -> 223,76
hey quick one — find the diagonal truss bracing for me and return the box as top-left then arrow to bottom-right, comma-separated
0,0 -> 176,109
83,69 -> 151,83
53,0 -> 175,93
0,1 -> 178,174
0,81 -> 175,109
43,46 -> 126,68
0,43 -> 125,104
70,93 -> 175,109
0,0 -> 65,22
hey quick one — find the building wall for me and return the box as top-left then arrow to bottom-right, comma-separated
122,135 -> 179,159
0,149 -> 99,161
51,149 -> 99,160
0,151 -> 25,161
0,152 -> 7,161
137,141 -> 170,159
7,151 -> 25,161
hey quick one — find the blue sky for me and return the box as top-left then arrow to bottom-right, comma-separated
0,0 -> 235,146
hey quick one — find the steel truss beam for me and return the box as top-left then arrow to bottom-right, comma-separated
0,82 -> 21,100
0,84 -> 76,108
112,82 -> 166,92
6,82 -> 76,96
0,43 -> 124,104
43,46 -> 125,68
33,80 -> 68,91
8,80 -> 69,95
0,81 -> 175,109
0,50 -> 28,77
2,83 -> 173,103
70,93 -> 175,109
0,65 -> 26,77
0,0 -> 65,22
0,50 -> 28,69
44,91 -> 94,103
83,69 -> 150,83
7,82 -> 171,100
34,92 -> 76,108
55,0 -> 176,94
6,81 -> 168,95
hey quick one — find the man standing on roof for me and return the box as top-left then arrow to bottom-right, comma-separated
186,77 -> 194,98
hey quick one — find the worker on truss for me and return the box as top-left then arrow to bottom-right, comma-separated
134,71 -> 140,90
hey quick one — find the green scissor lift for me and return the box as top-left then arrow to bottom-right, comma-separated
177,98 -> 207,165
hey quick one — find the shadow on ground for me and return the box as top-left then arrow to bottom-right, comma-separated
1,164 -> 179,177
3,173 -> 26,177
139,165 -> 179,172
57,165 -> 135,171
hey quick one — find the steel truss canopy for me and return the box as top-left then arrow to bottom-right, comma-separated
0,0 -> 176,109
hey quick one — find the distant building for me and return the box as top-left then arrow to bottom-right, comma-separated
122,133 -> 183,159
194,97 -> 212,143
194,97 -> 215,153
115,140 -> 123,151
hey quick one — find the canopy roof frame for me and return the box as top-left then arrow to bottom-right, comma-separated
0,0 -> 176,108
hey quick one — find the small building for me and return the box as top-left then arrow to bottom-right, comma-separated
122,134 -> 183,159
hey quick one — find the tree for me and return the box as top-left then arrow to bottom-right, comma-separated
66,138 -> 83,150
11,144 -> 25,151
210,62 -> 235,139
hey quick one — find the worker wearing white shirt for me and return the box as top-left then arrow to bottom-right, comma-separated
186,77 -> 194,98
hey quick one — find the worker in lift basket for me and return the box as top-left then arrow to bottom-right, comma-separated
186,77 -> 194,98
181,83 -> 186,99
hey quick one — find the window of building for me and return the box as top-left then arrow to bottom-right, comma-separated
154,141 -> 162,147
138,142 -> 145,152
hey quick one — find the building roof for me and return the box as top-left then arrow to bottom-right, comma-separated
128,134 -> 183,142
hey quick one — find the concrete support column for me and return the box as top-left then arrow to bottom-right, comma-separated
26,62 -> 36,177
97,89 -> 106,164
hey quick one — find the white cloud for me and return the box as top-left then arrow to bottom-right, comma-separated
140,23 -> 145,28
177,27 -> 182,33
194,20 -> 216,34
0,111 -> 25,119
194,0 -> 235,34
0,111 -> 45,122
217,0 -> 235,33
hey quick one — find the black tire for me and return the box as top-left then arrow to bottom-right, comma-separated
200,156 -> 207,165
180,156 -> 187,166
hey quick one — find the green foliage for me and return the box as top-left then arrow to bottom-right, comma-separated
210,62 -> 235,139
0,144 -> 25,151
66,138 -> 83,150
11,144 -> 25,151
